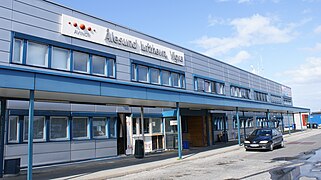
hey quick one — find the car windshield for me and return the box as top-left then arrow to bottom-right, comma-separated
251,129 -> 272,136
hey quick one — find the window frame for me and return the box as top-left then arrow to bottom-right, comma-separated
49,116 -> 69,141
26,41 -> 49,68
72,51 -> 90,74
92,117 -> 107,138
51,46 -> 71,71
12,39 -> 24,64
23,116 -> 46,142
8,116 -> 19,143
72,117 -> 89,140
92,55 -> 107,76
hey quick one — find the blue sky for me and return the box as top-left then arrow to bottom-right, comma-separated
53,0 -> 321,111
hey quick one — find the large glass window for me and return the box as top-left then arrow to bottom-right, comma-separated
26,42 -> 48,67
110,118 -> 117,138
13,39 -> 23,63
138,65 -> 148,82
181,75 -> 185,88
24,116 -> 45,141
93,117 -> 106,137
150,68 -> 160,84
171,73 -> 180,87
162,70 -> 170,86
92,55 -> 106,75
52,47 -> 70,70
196,78 -> 204,91
205,81 -> 211,92
151,118 -> 162,133
131,64 -> 137,81
8,116 -> 19,142
72,117 -> 88,139
107,59 -> 115,77
73,51 -> 89,73
50,117 -> 68,140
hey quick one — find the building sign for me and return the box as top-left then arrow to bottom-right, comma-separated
61,14 -> 185,66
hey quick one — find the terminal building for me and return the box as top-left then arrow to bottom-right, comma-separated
0,0 -> 309,176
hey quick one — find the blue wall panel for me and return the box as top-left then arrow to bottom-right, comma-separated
0,69 -> 34,90
35,74 -> 100,95
147,89 -> 179,102
101,83 -> 147,99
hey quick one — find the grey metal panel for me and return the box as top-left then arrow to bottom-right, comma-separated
0,0 -> 12,9
0,40 -> 10,52
12,11 -> 59,33
12,21 -> 72,44
107,47 -> 130,58
34,102 -> 71,111
116,72 -> 130,81
0,6 -> 12,19
19,0 -> 73,15
7,100 -> 28,109
192,69 -> 209,77
33,141 -> 70,154
130,53 -> 161,66
0,51 -> 9,63
71,149 -> 95,161
0,17 -> 12,31
13,1 -> 60,23
117,63 -> 129,73
5,144 -> 26,156
117,56 -> 130,66
0,29 -> 11,41
34,151 -> 70,166
96,147 -> 117,158
116,106 -> 131,113
95,105 -> 116,113
95,139 -> 117,149
71,104 -> 95,112
71,38 -> 108,54
71,141 -> 96,151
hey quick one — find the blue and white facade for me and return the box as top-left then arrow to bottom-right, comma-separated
0,0 -> 309,171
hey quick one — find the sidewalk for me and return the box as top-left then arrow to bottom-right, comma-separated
3,129 -> 319,180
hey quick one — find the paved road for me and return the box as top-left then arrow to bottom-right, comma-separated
111,129 -> 321,180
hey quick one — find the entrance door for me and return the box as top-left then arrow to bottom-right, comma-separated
117,113 -> 130,155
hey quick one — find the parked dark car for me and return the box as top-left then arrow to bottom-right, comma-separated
244,128 -> 284,151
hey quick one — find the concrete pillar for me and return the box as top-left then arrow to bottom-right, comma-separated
140,107 -> 145,153
299,112 -> 303,131
287,111 -> 291,135
236,107 -> 241,145
176,102 -> 182,159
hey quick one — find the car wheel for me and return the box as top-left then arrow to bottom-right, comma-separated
269,143 -> 274,151
280,140 -> 285,148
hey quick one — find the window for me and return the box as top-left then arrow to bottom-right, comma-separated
162,70 -> 171,86
217,83 -> 225,95
151,118 -> 162,133
171,72 -> 180,87
131,64 -> 137,81
150,68 -> 160,84
13,39 -> 23,63
143,118 -> 150,134
73,51 -> 89,73
26,42 -> 48,67
8,116 -> 19,142
50,117 -> 68,140
72,117 -> 88,139
204,81 -> 211,92
52,47 -> 70,70
196,78 -> 204,91
109,118 -> 117,138
138,65 -> 148,82
107,59 -> 115,77
254,91 -> 267,102
93,117 -> 106,137
92,55 -> 106,75
24,116 -> 45,141
181,75 -> 185,88
231,86 -> 250,99
132,118 -> 137,135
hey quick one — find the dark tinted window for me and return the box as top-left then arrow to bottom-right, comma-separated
251,129 -> 272,136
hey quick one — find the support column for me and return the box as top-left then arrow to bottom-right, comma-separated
266,109 -> 270,127
236,107 -> 241,146
0,99 -> 6,178
242,112 -> 246,139
299,112 -> 303,131
281,113 -> 285,133
287,111 -> 291,135
28,90 -> 35,180
140,107 -> 145,153
176,102 -> 182,159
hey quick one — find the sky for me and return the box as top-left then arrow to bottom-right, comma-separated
53,0 -> 321,111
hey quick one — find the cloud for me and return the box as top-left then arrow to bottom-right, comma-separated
314,25 -> 321,34
302,43 -> 321,52
208,14 -> 226,26
226,50 -> 251,65
282,57 -> 321,84
192,14 -> 296,57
